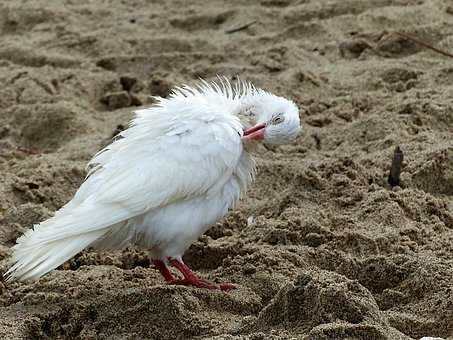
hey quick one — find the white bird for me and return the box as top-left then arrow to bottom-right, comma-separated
5,78 -> 301,291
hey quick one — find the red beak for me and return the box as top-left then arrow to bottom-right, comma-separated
243,123 -> 266,141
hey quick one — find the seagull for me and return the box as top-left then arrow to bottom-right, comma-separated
5,78 -> 301,291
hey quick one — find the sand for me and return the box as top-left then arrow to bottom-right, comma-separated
0,0 -> 453,339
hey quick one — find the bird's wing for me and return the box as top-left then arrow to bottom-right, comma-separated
49,105 -> 245,240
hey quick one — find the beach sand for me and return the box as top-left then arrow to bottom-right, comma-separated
0,0 -> 452,339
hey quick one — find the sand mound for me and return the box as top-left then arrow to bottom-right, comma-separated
256,270 -> 390,330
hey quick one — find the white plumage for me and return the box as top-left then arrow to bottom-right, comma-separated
6,78 -> 301,289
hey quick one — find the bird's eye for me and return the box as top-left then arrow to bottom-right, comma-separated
271,114 -> 284,125
244,106 -> 256,117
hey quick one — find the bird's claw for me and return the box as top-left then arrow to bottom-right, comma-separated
218,282 -> 236,291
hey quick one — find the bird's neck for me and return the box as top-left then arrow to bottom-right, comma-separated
236,100 -> 259,129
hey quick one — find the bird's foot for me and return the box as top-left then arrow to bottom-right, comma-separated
167,257 -> 235,292
152,259 -> 177,282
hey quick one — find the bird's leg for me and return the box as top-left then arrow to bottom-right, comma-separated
152,259 -> 176,282
168,257 -> 235,292
168,258 -> 217,289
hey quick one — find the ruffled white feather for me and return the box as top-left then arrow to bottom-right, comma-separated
5,78 -> 258,282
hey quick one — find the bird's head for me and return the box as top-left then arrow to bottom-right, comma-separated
242,91 -> 301,145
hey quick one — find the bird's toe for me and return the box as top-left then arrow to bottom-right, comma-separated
218,282 -> 236,291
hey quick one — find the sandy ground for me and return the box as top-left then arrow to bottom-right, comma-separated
0,0 -> 453,339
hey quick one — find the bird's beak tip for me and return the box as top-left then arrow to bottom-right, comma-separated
243,123 -> 266,141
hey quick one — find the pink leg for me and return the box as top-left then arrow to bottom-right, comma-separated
152,259 -> 176,282
168,257 -> 235,292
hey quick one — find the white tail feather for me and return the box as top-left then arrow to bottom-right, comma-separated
5,230 -> 106,281
4,202 -> 129,282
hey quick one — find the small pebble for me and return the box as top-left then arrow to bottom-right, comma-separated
305,232 -> 323,247
242,263 -> 256,275
101,91 -> 131,110
120,75 -> 138,92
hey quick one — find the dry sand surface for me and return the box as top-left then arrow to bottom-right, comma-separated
0,0 -> 453,339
